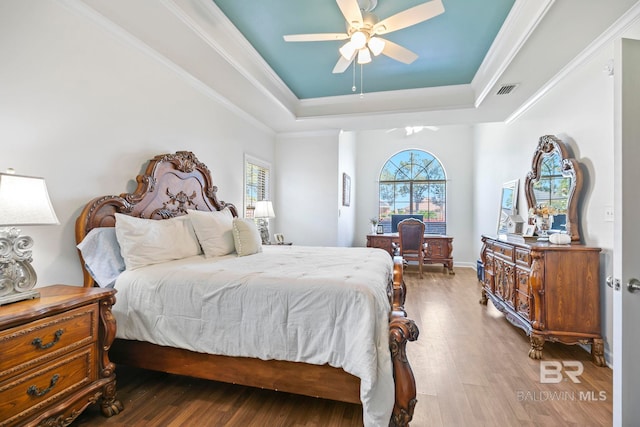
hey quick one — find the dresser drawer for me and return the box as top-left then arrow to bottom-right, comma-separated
0,305 -> 98,379
0,346 -> 95,426
493,243 -> 514,260
515,291 -> 531,320
515,248 -> 531,266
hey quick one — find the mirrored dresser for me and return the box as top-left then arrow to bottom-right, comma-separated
480,135 -> 604,366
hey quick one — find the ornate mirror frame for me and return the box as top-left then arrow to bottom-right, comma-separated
524,135 -> 583,242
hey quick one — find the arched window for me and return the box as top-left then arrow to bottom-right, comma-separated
378,149 -> 447,234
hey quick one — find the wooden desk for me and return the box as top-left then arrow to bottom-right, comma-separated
367,233 -> 454,274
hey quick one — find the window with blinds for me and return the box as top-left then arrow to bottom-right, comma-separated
244,155 -> 271,219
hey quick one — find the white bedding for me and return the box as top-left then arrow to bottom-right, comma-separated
112,245 -> 395,426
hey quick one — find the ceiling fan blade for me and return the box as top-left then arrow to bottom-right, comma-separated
380,39 -> 418,64
332,53 -> 355,73
336,0 -> 363,28
373,0 -> 445,35
284,33 -> 349,42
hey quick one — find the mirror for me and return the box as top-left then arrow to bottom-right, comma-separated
525,135 -> 582,241
497,179 -> 519,234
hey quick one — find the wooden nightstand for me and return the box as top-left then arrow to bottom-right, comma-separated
0,285 -> 122,426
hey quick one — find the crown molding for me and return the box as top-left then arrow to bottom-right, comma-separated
506,1 -> 640,124
63,0 -> 275,135
472,0 -> 555,108
167,0 -> 299,115
295,84 -> 475,119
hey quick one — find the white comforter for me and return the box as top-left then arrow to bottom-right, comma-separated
112,245 -> 394,426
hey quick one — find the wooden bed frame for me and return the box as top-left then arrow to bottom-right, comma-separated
75,151 -> 419,426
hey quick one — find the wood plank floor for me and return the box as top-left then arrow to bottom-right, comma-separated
73,267 -> 612,426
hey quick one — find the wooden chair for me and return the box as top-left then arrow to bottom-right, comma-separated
397,218 -> 427,278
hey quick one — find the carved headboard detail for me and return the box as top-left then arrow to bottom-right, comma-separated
75,151 -> 237,285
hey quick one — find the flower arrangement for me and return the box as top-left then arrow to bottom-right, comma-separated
528,205 -> 557,218
369,217 -> 379,226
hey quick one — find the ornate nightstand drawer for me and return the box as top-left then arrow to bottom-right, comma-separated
0,346 -> 94,426
0,305 -> 98,379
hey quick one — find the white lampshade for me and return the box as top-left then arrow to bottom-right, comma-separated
254,200 -> 275,219
0,173 -> 59,226
339,41 -> 357,60
351,31 -> 367,49
368,37 -> 385,56
357,47 -> 372,64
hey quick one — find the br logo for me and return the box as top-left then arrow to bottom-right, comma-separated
540,361 -> 584,384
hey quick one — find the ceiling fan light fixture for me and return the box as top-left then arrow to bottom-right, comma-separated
339,41 -> 357,60
357,47 -> 372,64
368,37 -> 385,56
351,31 -> 367,49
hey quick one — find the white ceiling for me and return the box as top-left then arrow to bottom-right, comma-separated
76,0 -> 640,133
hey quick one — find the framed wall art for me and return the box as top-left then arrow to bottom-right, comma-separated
342,173 -> 351,206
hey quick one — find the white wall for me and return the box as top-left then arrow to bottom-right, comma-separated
473,43 -> 616,361
274,131 -> 340,246
0,1 -> 275,287
354,126 -> 476,267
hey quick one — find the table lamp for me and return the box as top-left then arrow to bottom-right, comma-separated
0,171 -> 59,305
254,200 -> 275,245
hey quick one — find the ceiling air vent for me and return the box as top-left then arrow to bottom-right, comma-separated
496,84 -> 519,95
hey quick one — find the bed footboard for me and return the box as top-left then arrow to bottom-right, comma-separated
389,256 -> 419,426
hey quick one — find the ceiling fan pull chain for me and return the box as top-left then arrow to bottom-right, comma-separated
360,64 -> 364,98
352,61 -> 357,92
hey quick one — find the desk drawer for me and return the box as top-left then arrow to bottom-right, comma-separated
0,305 -> 98,379
0,346 -> 95,426
424,238 -> 445,259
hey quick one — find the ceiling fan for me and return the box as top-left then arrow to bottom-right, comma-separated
283,0 -> 445,73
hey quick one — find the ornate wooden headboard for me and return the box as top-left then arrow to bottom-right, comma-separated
75,151 -> 237,286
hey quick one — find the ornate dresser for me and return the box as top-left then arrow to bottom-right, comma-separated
480,235 -> 604,365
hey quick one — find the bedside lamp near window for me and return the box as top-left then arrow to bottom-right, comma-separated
254,200 -> 275,245
0,171 -> 59,305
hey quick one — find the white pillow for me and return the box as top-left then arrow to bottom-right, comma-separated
76,227 -> 125,288
232,218 -> 262,257
114,213 -> 202,270
188,208 -> 235,257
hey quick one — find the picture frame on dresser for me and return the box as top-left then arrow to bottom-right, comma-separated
523,224 -> 535,237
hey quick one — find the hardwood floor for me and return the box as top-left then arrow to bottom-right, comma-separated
73,267 -> 612,426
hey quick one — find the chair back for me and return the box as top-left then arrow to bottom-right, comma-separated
398,218 -> 425,252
